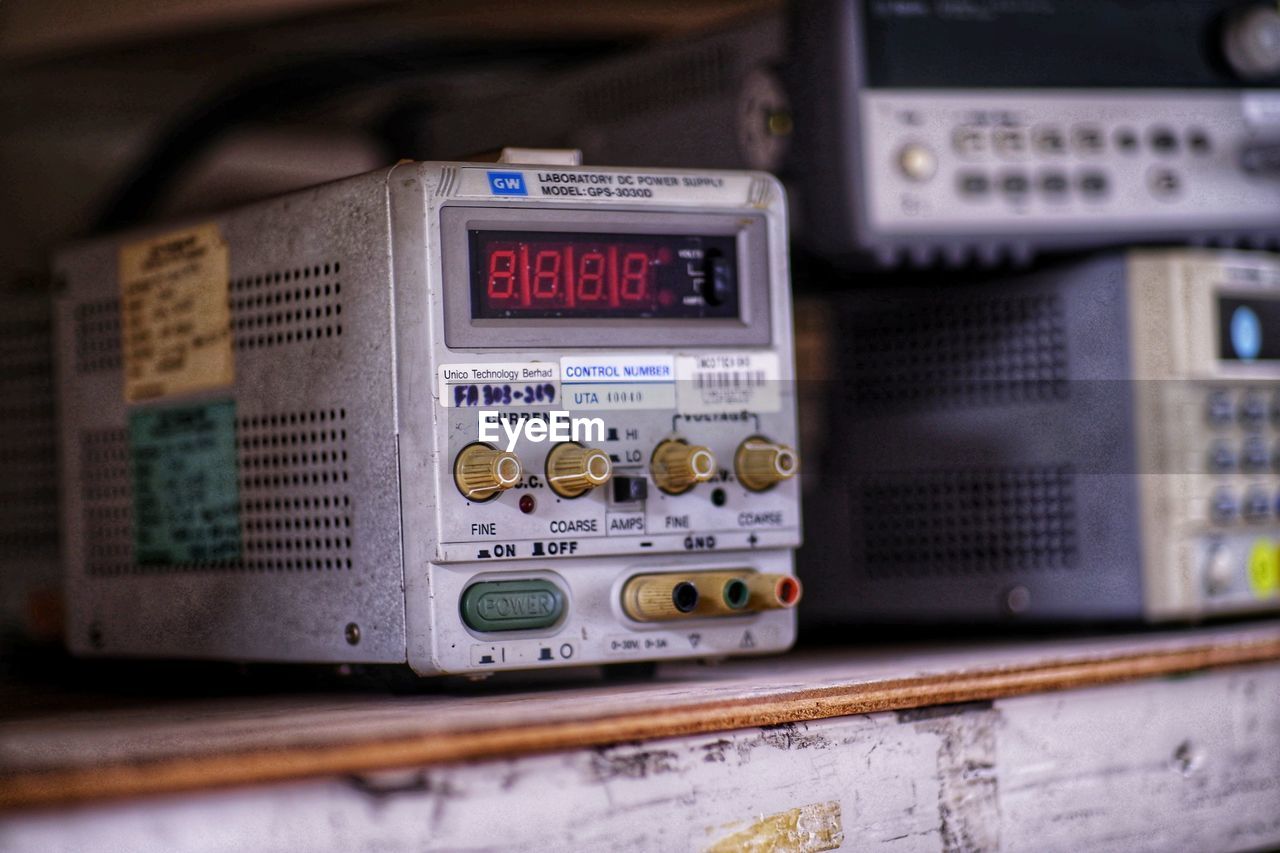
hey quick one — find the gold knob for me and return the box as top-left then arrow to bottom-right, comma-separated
735,436 -> 798,491
546,442 -> 613,498
454,443 -> 522,501
650,439 -> 716,494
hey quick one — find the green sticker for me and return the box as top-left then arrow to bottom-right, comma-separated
130,400 -> 240,564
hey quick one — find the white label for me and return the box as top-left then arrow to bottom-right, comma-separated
676,352 -> 781,413
556,355 -> 676,410
459,167 -> 763,207
561,355 -> 675,384
439,362 -> 560,408
563,383 -> 676,411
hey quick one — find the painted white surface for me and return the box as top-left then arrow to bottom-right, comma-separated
3,663 -> 1278,852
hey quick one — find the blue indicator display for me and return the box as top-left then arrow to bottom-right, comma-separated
1219,297 -> 1280,362
1231,306 -> 1262,361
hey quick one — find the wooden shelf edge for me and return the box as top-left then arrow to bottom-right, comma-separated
3,633 -> 1279,812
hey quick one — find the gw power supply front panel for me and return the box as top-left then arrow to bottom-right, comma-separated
802,249 -> 1280,624
55,161 -> 803,675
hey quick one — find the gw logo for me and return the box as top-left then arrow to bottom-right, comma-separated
487,171 -> 528,196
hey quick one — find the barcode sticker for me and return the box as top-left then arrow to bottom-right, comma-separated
693,369 -> 768,390
676,353 -> 781,413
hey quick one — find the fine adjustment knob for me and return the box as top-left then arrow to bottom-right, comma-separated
650,439 -> 716,494
546,442 -> 613,498
735,436 -> 799,491
454,443 -> 522,501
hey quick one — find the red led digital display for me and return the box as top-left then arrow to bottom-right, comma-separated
469,230 -> 739,320
484,242 -> 655,309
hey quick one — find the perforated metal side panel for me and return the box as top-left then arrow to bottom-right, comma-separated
79,428 -> 130,576
0,288 -> 60,642
73,300 -> 121,374
858,468 -> 1078,579
0,298 -> 58,554
80,410 -> 353,576
843,295 -> 1069,410
231,262 -> 344,350
55,171 -> 405,663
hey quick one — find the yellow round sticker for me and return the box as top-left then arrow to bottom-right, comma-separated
1247,540 -> 1280,599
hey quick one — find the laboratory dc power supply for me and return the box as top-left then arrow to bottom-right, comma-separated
802,249 -> 1280,625
54,159 -> 803,676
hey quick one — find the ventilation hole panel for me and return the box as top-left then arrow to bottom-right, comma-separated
79,409 -> 354,575
74,299 -> 122,374
72,259 -> 346,369
841,295 -> 1069,411
81,428 -> 133,576
857,467 -> 1078,579
236,408 -> 354,572
0,309 -> 58,552
230,262 -> 344,350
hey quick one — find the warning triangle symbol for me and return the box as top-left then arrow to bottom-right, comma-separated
740,631 -> 756,649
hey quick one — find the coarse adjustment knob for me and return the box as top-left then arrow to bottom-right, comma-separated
454,443 -> 522,501
734,436 -> 799,491
546,442 -> 613,498
650,439 -> 716,494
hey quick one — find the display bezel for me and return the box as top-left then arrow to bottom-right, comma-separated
439,205 -> 771,348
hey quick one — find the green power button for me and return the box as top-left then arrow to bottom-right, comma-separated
460,579 -> 566,632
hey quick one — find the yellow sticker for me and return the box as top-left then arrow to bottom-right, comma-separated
706,802 -> 843,853
1247,539 -> 1280,599
119,223 -> 233,402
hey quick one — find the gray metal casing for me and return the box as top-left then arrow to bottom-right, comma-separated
54,162 -> 801,674
802,250 -> 1280,623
